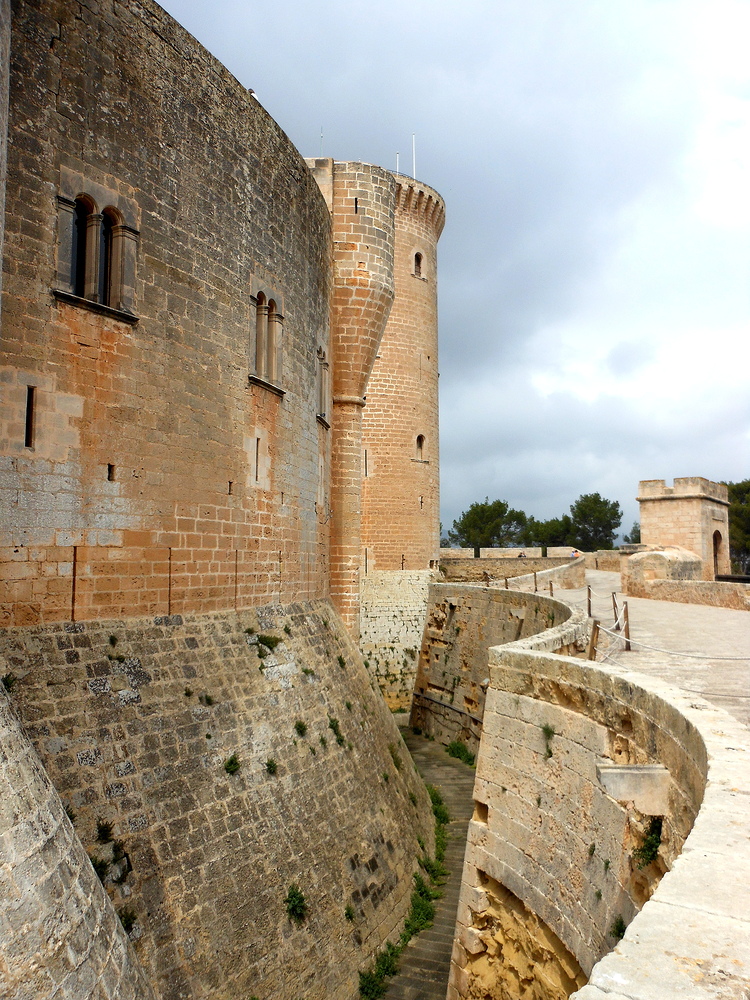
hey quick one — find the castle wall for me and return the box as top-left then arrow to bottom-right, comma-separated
0,683 -> 155,1000
622,547 -> 750,610
360,175 -> 445,572
1,0 -> 332,625
638,478 -> 731,580
359,568 -> 434,708
410,584 -> 586,753
0,601 -> 436,1000
440,557 -> 572,583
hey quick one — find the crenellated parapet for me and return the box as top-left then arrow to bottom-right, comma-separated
637,476 -> 730,580
360,172 -> 445,575
392,174 -> 446,240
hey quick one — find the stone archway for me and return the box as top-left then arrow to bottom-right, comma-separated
713,529 -> 723,578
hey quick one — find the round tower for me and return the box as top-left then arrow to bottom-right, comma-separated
326,161 -> 397,635
361,175 -> 445,571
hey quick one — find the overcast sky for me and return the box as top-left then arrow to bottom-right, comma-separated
162,0 -> 749,537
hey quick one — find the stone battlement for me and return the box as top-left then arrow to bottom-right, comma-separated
637,477 -> 729,503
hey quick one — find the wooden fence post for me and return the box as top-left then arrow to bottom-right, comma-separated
586,619 -> 600,660
624,602 -> 631,651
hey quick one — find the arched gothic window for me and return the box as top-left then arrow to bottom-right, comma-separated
414,252 -> 423,277
253,292 -> 283,388
58,193 -> 138,317
316,346 -> 330,422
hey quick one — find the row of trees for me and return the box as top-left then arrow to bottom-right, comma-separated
727,480 -> 750,574
442,481 -> 750,570
443,493 -> 625,553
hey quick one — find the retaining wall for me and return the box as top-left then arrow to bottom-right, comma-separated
0,600 -> 435,1000
440,558 -> 571,583
0,684 -> 155,1000
409,584 -> 588,753
449,641 -> 750,1000
360,569 -> 434,708
583,551 -> 622,572
633,579 -> 750,611
497,558 -> 586,594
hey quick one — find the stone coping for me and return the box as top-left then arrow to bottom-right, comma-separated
568,663 -> 750,1000
486,646 -> 750,1000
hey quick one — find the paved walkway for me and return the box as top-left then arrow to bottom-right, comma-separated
558,570 -> 750,726
383,725 -> 475,1000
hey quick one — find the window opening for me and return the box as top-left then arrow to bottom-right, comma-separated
316,347 -> 329,420
253,292 -> 282,387
364,449 -> 368,477
228,481 -> 234,495
107,464 -> 115,482
416,435 -> 425,460
99,211 -> 114,304
713,530 -> 722,578
63,197 -> 136,316
24,386 -> 36,448
255,437 -> 260,481
414,252 -> 422,277
73,199 -> 89,296
266,299 -> 279,384
354,197 -> 358,214
255,292 -> 268,380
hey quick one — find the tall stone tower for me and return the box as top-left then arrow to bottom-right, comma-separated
307,159 -> 397,637
361,174 -> 445,571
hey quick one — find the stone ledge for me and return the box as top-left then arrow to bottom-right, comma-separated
596,763 -> 670,814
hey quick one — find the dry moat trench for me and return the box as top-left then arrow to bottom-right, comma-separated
4,584 -> 745,1000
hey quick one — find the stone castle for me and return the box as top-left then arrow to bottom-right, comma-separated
0,0 -> 444,996
2,2 -> 749,1000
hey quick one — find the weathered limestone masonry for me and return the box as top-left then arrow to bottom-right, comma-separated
1,0 -> 333,624
353,174 -> 444,696
306,159 -> 397,638
638,477 -> 730,580
449,641 -> 750,1000
360,175 -> 445,572
0,1 -> 443,996
359,569 -> 432,709
446,549 -> 543,559
622,545 -> 750,610
441,557 -> 574,584
410,584 -> 587,754
0,603 -> 436,1000
0,683 -> 156,1000
0,0 -> 8,326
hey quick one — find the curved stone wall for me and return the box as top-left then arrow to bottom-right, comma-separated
2,0 -> 332,624
1,601 -> 436,1000
449,629 -> 750,999
0,684 -> 154,1000
410,583 -> 588,752
360,174 -> 445,572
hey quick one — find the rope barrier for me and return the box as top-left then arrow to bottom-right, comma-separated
596,624 -> 750,661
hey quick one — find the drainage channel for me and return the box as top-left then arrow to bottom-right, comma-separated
382,727 -> 476,1000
